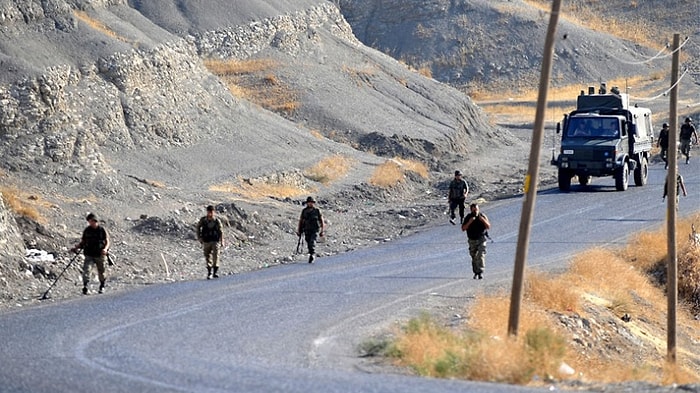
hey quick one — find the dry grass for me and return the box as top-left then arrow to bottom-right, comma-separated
210,178 -> 310,200
522,1 -> 666,49
309,129 -> 324,140
303,155 -> 353,185
370,160 -> 404,188
73,11 -> 129,43
0,186 -> 48,224
209,156 -> 354,199
204,58 -> 300,114
369,157 -> 429,188
343,64 -> 378,87
391,297 -> 567,384
472,76 -> 667,124
389,213 -> 700,386
525,270 -> 581,312
417,66 -> 432,79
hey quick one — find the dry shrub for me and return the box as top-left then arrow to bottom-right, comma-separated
525,270 -> 581,312
304,155 -> 353,185
369,157 -> 429,188
343,65 -> 377,87
678,239 -> 700,313
309,129 -> 324,139
0,187 -> 46,223
204,58 -> 276,75
571,355 -> 657,384
393,157 -> 429,179
204,58 -> 300,114
210,179 -> 310,200
417,66 -> 432,79
369,160 -> 404,188
620,227 -> 668,271
662,360 -> 699,385
73,11 -> 129,43
391,295 -> 567,384
467,295 -> 567,382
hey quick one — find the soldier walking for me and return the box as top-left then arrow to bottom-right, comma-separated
71,213 -> 111,294
680,117 -> 698,164
196,205 -> 224,279
462,203 -> 491,279
297,196 -> 325,263
448,170 -> 469,225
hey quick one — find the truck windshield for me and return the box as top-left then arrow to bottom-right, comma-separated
567,118 -> 619,138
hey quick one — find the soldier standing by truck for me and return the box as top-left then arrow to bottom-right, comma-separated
657,123 -> 670,169
680,117 -> 698,164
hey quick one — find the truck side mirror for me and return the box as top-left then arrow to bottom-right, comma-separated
556,122 -> 561,134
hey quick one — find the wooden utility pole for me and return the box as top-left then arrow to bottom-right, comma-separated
666,32 -> 680,364
507,0 -> 562,337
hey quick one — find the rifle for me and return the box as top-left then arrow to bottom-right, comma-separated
295,232 -> 304,254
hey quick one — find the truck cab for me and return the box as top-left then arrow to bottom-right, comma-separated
552,84 -> 653,191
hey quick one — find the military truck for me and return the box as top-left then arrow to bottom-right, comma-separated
551,83 -> 654,191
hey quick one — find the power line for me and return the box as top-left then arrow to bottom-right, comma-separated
617,36 -> 691,65
629,68 -> 690,102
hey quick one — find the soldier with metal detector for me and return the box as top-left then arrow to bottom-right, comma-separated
70,213 -> 111,294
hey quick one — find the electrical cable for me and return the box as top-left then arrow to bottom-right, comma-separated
616,36 -> 690,65
629,68 -> 690,102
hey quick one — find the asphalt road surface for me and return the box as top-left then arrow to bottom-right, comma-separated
1,158 -> 698,393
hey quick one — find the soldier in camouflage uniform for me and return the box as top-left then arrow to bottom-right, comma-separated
196,205 -> 224,279
297,196 -> 325,263
71,213 -> 111,294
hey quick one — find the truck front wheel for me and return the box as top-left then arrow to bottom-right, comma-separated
615,162 -> 629,191
558,169 -> 572,191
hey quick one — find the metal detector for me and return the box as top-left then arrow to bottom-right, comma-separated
40,249 -> 81,300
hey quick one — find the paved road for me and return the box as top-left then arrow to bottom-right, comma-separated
1,158 -> 698,393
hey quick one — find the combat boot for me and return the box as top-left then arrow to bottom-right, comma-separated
213,267 -> 219,278
207,267 -> 212,280
98,281 -> 105,294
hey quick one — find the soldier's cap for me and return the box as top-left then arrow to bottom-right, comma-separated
305,196 -> 316,203
86,213 -> 98,222
206,205 -> 215,212
454,170 -> 462,176
662,123 -> 669,128
686,117 -> 692,123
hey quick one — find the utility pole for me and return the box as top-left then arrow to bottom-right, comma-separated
666,32 -> 680,364
507,0 -> 562,337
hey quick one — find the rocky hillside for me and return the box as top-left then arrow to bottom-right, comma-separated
0,0 -> 531,306
338,0 -> 700,92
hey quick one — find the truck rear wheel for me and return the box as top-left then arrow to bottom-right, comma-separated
634,157 -> 648,186
578,175 -> 592,186
558,169 -> 572,191
615,162 -> 629,191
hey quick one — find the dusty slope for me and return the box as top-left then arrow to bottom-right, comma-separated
338,0 -> 700,92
